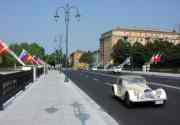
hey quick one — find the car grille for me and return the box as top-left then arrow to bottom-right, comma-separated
144,89 -> 154,98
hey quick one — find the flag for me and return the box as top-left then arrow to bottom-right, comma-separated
121,57 -> 131,66
19,49 -> 28,61
27,54 -> 33,62
0,40 -> 25,66
0,40 -> 9,55
154,53 -> 161,63
37,58 -> 44,65
150,54 -> 155,63
150,52 -> 161,64
31,56 -> 39,65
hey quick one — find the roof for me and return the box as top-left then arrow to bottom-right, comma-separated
101,26 -> 180,37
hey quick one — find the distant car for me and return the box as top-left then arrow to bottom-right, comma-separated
91,66 -> 98,71
112,66 -> 122,73
112,75 -> 167,107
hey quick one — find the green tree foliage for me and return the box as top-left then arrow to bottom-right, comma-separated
0,42 -> 46,67
111,39 -> 180,68
111,39 -> 131,65
170,43 -> 180,67
79,51 -> 94,64
45,49 -> 66,66
131,42 -> 145,67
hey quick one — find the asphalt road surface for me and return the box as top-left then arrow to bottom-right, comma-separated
64,69 -> 180,125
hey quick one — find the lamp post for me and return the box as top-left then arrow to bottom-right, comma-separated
54,3 -> 80,82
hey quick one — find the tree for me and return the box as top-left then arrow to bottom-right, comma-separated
0,42 -> 46,67
144,41 -> 154,63
166,43 -> 180,67
131,42 -> 145,67
29,43 -> 45,59
145,39 -> 175,67
79,51 -> 94,64
111,39 -> 131,65
45,49 -> 66,67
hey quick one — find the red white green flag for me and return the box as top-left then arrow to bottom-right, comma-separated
150,52 -> 161,64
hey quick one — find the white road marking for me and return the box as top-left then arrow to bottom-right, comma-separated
150,82 -> 180,90
87,71 -> 116,78
93,78 -> 99,81
103,82 -> 113,87
86,71 -> 180,91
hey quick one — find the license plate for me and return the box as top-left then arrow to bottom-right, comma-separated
155,100 -> 163,104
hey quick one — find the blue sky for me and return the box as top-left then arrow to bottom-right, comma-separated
0,0 -> 179,54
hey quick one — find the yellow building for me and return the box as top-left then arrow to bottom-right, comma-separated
100,27 -> 180,65
70,50 -> 84,68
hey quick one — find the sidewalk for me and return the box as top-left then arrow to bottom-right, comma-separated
0,70 -> 118,125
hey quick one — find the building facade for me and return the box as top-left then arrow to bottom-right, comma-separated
100,27 -> 180,65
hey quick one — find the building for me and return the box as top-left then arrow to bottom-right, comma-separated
69,50 -> 84,66
100,27 -> 180,65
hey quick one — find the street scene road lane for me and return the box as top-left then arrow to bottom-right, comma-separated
65,70 -> 180,125
83,70 -> 180,90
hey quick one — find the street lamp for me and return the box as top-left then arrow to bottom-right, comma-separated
54,3 -> 80,82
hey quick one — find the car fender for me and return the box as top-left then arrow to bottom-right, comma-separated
156,88 -> 167,100
113,84 -> 118,96
126,90 -> 137,102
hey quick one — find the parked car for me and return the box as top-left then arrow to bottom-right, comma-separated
91,66 -> 98,71
112,65 -> 122,73
112,75 -> 167,107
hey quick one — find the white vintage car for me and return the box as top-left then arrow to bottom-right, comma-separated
112,75 -> 167,107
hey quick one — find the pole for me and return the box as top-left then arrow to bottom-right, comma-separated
8,49 -> 26,66
59,35 -> 62,72
54,3 -> 80,82
64,7 -> 69,82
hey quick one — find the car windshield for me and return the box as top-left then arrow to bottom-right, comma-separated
124,77 -> 146,84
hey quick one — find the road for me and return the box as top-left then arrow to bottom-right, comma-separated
64,69 -> 180,125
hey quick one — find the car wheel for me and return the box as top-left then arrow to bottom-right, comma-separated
124,93 -> 133,108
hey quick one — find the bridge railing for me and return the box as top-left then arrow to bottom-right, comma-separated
0,66 -> 46,110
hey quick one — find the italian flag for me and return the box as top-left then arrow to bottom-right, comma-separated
150,52 -> 161,64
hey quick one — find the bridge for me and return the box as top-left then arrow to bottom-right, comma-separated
0,68 -> 180,125
0,69 -> 117,125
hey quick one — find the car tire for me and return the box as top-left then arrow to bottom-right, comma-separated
124,93 -> 133,108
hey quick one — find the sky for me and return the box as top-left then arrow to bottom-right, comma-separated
0,0 -> 180,54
